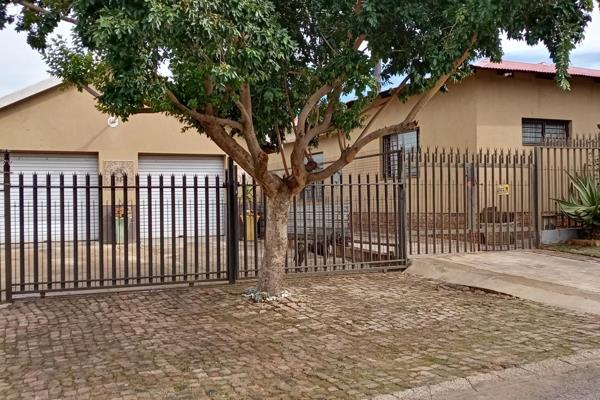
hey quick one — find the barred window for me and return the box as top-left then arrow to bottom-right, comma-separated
383,130 -> 419,178
522,118 -> 569,145
303,152 -> 324,199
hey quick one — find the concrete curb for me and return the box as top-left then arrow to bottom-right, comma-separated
405,257 -> 600,316
369,349 -> 600,400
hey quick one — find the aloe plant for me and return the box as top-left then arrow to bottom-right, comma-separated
556,174 -> 600,238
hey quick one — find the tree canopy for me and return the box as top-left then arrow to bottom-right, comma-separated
1,0 -> 593,195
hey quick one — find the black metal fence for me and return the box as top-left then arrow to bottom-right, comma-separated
236,165 -> 407,278
3,137 -> 597,302
1,152 -> 408,302
381,137 -> 599,256
401,147 -> 536,255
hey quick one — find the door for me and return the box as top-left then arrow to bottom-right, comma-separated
137,155 -> 225,239
0,153 -> 100,243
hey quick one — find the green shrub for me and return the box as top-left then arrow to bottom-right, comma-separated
556,174 -> 600,239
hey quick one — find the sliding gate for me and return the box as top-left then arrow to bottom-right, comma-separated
1,152 -> 408,302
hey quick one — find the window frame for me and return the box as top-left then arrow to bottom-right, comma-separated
303,152 -> 325,199
382,128 -> 420,179
522,118 -> 570,146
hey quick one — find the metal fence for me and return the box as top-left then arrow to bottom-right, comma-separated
236,158 -> 407,278
2,137 -> 598,302
537,136 -> 600,230
396,138 -> 599,256
0,152 -> 408,302
401,147 -> 536,255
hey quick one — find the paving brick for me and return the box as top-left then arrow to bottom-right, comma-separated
1,273 -> 600,399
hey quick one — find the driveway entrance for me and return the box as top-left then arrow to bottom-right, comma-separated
407,250 -> 600,315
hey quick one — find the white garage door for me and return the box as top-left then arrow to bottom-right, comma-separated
0,153 -> 99,243
138,155 -> 225,239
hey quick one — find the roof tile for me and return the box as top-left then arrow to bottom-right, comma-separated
474,59 -> 600,79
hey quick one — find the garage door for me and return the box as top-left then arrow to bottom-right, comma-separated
0,153 -> 100,243
138,155 -> 225,239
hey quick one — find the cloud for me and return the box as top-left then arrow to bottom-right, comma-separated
0,20 -> 72,97
501,3 -> 600,68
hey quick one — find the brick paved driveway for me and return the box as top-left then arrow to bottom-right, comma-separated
2,273 -> 600,400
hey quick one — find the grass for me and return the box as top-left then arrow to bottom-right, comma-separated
545,244 -> 600,258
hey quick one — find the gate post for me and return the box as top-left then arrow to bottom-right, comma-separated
396,149 -> 408,265
226,158 -> 239,284
3,151 -> 12,302
532,147 -> 543,247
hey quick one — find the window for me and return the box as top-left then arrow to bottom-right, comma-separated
303,152 -> 324,199
383,130 -> 419,178
522,118 -> 570,145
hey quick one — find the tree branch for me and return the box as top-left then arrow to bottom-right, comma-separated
353,75 -> 410,144
308,121 -> 417,183
235,83 -> 266,166
403,33 -> 477,124
165,90 -> 244,131
296,83 -> 334,137
308,32 -> 478,184
336,130 -> 346,152
307,86 -> 342,139
274,125 -> 290,177
13,0 -> 77,24
166,88 -> 282,195
82,85 -> 101,98
283,79 -> 299,137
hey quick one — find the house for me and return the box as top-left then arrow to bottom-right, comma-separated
0,79 -> 230,242
0,78 -> 228,180
269,60 -> 600,177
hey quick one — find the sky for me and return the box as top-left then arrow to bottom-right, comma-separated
0,4 -> 599,98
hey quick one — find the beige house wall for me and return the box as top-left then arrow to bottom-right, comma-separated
0,86 -> 227,172
474,69 -> 600,149
270,76 -> 479,176
270,69 -> 600,177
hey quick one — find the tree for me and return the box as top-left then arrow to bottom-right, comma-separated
1,0 -> 594,296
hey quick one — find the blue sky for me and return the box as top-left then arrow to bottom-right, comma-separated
0,4 -> 599,98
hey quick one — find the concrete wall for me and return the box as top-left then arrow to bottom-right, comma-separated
0,86 -> 226,172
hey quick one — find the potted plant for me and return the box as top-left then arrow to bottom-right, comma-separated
556,174 -> 600,242
114,205 -> 128,244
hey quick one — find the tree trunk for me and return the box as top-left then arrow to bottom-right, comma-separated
257,191 -> 292,296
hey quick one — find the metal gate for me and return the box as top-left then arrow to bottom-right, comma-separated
402,148 -> 536,255
1,152 -> 408,302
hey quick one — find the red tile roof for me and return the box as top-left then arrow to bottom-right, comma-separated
474,59 -> 600,79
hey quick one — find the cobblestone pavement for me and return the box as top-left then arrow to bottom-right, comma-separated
2,273 -> 600,400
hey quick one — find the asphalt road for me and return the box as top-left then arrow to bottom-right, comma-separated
374,351 -> 600,400
441,363 -> 600,400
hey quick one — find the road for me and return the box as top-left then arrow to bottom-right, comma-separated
374,350 -> 600,400
441,363 -> 600,400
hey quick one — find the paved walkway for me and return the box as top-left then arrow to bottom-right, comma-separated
2,273 -> 600,399
408,250 -> 600,315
